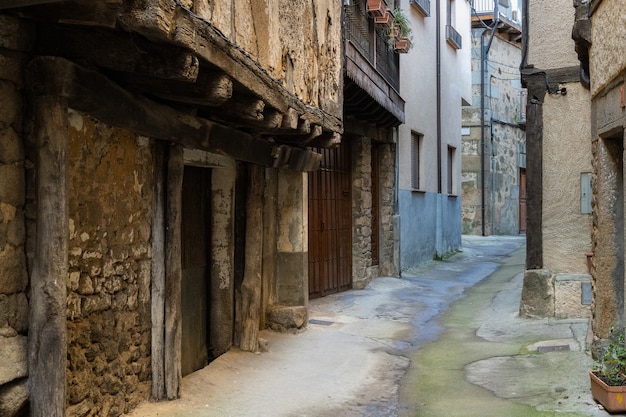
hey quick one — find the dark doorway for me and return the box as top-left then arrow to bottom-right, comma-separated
519,168 -> 527,234
308,141 -> 352,299
181,165 -> 211,376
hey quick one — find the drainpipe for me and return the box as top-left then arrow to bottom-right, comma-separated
436,0 -> 442,194
480,1 -> 499,236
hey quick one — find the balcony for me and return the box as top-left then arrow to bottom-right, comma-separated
410,0 -> 430,17
345,0 -> 399,90
343,0 -> 405,128
471,0 -> 521,23
446,25 -> 462,49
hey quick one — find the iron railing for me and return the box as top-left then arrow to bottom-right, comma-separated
410,0 -> 430,16
344,0 -> 400,91
446,25 -> 462,49
471,0 -> 495,14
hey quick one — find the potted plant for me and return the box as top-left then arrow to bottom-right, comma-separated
387,8 -> 413,53
590,327 -> 626,413
367,0 -> 387,18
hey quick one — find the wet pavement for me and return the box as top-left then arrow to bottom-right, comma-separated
125,235 -> 610,417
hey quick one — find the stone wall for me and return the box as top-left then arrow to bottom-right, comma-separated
0,15 -> 32,417
65,112 -> 153,417
378,143 -> 397,277
352,137 -> 373,288
461,28 -> 525,236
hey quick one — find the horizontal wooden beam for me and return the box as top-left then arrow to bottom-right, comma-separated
0,0 -> 64,9
118,0 -> 342,135
37,24 -> 199,82
15,0 -> 122,27
27,57 -> 321,171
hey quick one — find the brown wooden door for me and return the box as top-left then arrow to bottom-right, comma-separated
181,166 -> 211,376
519,168 -> 527,234
308,142 -> 352,299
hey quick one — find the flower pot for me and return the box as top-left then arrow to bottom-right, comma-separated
395,37 -> 411,53
590,370 -> 626,413
367,0 -> 387,17
374,9 -> 393,26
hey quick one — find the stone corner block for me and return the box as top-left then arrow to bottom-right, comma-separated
266,305 -> 308,332
519,268 -> 555,319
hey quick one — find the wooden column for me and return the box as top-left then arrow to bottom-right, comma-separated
165,143 -> 183,399
151,141 -> 166,399
522,73 -> 547,270
240,164 -> 264,352
28,96 -> 68,416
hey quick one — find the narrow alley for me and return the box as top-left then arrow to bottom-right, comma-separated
124,236 -> 605,417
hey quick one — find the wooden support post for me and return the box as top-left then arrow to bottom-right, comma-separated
28,95 -> 68,417
151,141 -> 167,400
240,164 -> 264,352
165,143 -> 183,399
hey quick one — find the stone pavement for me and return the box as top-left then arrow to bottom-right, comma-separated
125,235 -> 610,417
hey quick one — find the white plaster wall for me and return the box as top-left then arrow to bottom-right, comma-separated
542,83 -> 592,274
398,0 -> 471,194
590,0 -> 626,97
527,0 -> 579,70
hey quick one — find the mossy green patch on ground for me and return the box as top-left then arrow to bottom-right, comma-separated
399,247 -> 593,417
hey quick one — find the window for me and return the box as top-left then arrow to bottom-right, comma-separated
445,0 -> 462,49
411,132 -> 423,190
447,146 -> 456,195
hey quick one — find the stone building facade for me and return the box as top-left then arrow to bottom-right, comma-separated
572,0 -> 626,342
0,1 -> 342,416
518,0 -> 592,320
462,2 -> 526,237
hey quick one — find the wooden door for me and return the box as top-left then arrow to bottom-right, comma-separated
308,142 -> 352,299
519,168 -> 527,234
181,166 -> 211,376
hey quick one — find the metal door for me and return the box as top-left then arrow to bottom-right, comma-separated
181,166 -> 211,376
308,142 -> 352,298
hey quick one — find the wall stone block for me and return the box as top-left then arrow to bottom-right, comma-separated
0,378 -> 28,417
0,244 -> 27,294
0,128 -> 24,164
0,165 -> 25,208
0,335 -> 27,385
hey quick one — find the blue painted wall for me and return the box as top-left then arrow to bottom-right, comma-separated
398,190 -> 462,271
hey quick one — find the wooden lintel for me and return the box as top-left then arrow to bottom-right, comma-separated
27,57 -> 322,171
37,25 -> 200,82
118,70 -> 232,106
310,131 -> 342,148
119,1 -> 342,135
17,0 -> 122,28
0,0 -> 64,9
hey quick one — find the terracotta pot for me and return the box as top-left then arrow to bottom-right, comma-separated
366,0 -> 387,17
590,370 -> 626,413
374,10 -> 392,26
395,37 -> 411,53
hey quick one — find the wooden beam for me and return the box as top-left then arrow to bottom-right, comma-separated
37,24 -> 199,82
240,164 -> 264,352
27,57 -> 322,171
151,141 -> 167,400
28,94 -> 68,417
164,143 -> 183,399
17,0 -> 122,27
0,0 -> 64,9
118,70 -> 232,106
118,0 -> 343,134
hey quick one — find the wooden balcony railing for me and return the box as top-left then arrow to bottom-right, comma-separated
344,0 -> 400,91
